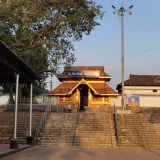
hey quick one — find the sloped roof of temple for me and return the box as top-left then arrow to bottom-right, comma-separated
50,79 -> 118,96
116,74 -> 160,90
57,66 -> 111,82
50,66 -> 118,96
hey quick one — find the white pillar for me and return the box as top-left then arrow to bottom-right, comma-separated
14,73 -> 19,139
29,83 -> 33,136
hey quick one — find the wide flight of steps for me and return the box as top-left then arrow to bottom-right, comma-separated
39,108 -> 160,149
40,113 -> 77,146
139,113 -> 160,149
40,113 -> 116,148
0,111 -> 43,144
117,113 -> 160,149
74,113 -> 116,148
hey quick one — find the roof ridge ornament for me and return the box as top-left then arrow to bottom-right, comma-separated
80,78 -> 86,84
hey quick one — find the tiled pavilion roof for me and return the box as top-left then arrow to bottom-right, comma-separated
89,83 -> 118,95
0,40 -> 40,83
50,80 -> 118,96
57,66 -> 111,81
49,83 -> 77,95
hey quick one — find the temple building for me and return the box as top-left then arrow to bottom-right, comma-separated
49,66 -> 118,109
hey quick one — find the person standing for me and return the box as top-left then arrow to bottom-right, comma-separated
68,103 -> 72,113
125,95 -> 128,107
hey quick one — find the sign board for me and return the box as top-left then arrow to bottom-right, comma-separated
68,70 -> 100,78
126,94 -> 140,107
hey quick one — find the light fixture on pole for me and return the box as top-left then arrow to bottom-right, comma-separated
112,4 -> 133,109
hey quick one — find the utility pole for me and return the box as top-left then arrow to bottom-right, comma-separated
112,4 -> 133,109
50,74 -> 53,91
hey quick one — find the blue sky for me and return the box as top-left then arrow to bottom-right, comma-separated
49,0 -> 160,90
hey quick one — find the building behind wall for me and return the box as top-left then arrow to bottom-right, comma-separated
49,66 -> 118,108
116,74 -> 160,107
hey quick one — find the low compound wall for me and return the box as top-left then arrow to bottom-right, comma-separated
6,104 -> 48,111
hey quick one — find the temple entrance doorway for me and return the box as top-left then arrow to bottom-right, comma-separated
79,84 -> 88,111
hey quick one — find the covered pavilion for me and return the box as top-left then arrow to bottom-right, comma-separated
0,40 -> 41,148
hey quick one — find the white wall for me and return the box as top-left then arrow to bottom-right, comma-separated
110,96 -> 122,107
125,86 -> 160,107
125,86 -> 160,95
139,96 -> 160,107
50,96 -> 57,105
0,95 -> 9,105
35,96 -> 57,105
112,86 -> 160,107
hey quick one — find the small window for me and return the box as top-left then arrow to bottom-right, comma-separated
153,90 -> 157,92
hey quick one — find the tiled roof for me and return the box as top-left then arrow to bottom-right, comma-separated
0,40 -> 40,83
89,83 -> 118,94
57,66 -> 111,81
50,83 -> 78,94
70,66 -> 104,71
50,82 -> 118,95
117,74 -> 160,88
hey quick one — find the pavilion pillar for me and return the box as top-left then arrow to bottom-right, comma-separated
27,83 -> 34,144
10,73 -> 19,149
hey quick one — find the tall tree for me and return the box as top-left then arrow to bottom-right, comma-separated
0,0 -> 104,97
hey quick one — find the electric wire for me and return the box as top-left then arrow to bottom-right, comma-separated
104,44 -> 160,67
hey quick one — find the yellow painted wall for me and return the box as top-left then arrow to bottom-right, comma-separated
57,90 -> 78,106
90,91 -> 110,105
57,90 -> 111,106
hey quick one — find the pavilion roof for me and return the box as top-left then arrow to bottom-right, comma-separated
49,83 -> 77,95
0,40 -> 40,83
57,66 -> 111,82
89,83 -> 118,95
49,79 -> 118,96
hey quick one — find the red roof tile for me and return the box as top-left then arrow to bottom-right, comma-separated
57,66 -> 111,81
118,74 -> 160,87
50,82 -> 78,95
88,83 -> 118,95
50,82 -> 118,95
70,66 -> 104,71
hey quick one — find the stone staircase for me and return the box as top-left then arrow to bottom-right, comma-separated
40,113 -> 76,146
139,113 -> 160,149
39,109 -> 160,149
40,113 -> 116,148
117,113 -> 160,149
74,113 -> 116,148
0,111 -> 43,144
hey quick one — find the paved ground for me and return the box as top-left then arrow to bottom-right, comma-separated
2,146 -> 160,160
0,144 -> 31,159
0,144 -> 30,155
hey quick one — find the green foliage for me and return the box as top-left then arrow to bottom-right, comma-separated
0,0 -> 104,96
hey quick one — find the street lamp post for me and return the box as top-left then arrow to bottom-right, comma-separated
112,4 -> 133,109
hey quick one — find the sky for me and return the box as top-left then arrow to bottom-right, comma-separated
48,0 -> 160,90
